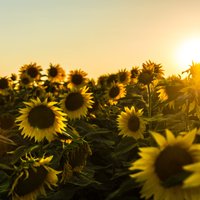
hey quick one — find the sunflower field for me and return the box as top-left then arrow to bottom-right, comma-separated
1,61 -> 200,200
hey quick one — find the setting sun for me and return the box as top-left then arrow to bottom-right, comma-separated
176,38 -> 200,72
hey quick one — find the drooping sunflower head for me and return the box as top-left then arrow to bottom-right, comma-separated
10,155 -> 60,200
16,98 -> 67,142
67,69 -> 88,89
105,82 -> 126,105
0,113 -> 15,131
117,69 -> 131,85
61,86 -> 94,120
47,63 -> 66,82
0,77 -> 11,95
19,63 -> 42,81
61,142 -> 92,183
130,129 -> 200,200
117,106 -> 146,139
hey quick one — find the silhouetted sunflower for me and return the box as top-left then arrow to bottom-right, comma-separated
19,63 -> 42,81
61,87 -> 93,119
67,69 -> 88,88
10,156 -> 60,200
130,66 -> 140,83
47,63 -> 66,82
19,73 -> 33,88
106,73 -> 118,86
117,106 -> 145,139
117,69 -> 131,85
0,77 -> 11,95
130,129 -> 200,200
105,82 -> 126,105
157,75 -> 184,108
16,98 -> 67,142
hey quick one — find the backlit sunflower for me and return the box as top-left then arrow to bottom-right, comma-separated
130,66 -> 140,84
157,75 -> 184,108
16,98 -> 67,142
106,73 -> 118,86
0,77 -> 11,95
61,86 -> 94,119
117,106 -> 145,139
47,63 -> 66,82
117,69 -> 131,85
19,63 -> 42,82
10,155 -> 60,200
105,82 -> 126,105
19,73 -> 33,88
67,69 -> 88,89
130,129 -> 200,200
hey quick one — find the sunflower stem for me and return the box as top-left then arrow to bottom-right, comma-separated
147,84 -> 152,129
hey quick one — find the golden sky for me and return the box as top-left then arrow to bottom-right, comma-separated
1,0 -> 200,78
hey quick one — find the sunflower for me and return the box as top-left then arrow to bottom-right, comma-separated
67,69 -> 88,89
106,73 -> 118,86
61,142 -> 92,183
105,82 -> 126,105
130,129 -> 200,200
97,75 -> 108,88
10,155 -> 60,200
47,63 -> 66,82
157,75 -> 184,108
19,63 -> 42,81
117,106 -> 145,139
0,77 -> 11,95
16,98 -> 67,142
61,86 -> 94,119
130,66 -> 140,84
19,73 -> 33,88
117,69 -> 131,85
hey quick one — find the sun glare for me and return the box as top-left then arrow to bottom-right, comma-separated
176,38 -> 200,72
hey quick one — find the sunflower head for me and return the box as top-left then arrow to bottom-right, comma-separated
67,69 -> 88,89
16,98 -> 67,142
130,129 -> 200,200
157,75 -> 184,105
97,75 -> 108,88
0,77 -> 11,95
117,106 -> 146,139
117,69 -> 131,85
106,73 -> 118,86
61,142 -> 92,183
47,63 -> 66,82
10,155 -> 60,200
61,87 -> 94,119
105,82 -> 126,105
19,63 -> 42,81
19,73 -> 33,88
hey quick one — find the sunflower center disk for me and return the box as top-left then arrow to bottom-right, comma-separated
109,86 -> 120,98
49,68 -> 58,77
21,77 -> 30,85
0,78 -> 9,89
27,67 -> 39,78
71,74 -> 83,85
155,145 -> 193,187
138,72 -> 153,85
15,166 -> 48,196
128,115 -> 140,132
65,92 -> 84,111
28,105 -> 55,129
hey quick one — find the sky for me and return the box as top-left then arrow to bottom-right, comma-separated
1,0 -> 200,79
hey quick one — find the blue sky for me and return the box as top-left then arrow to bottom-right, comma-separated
1,0 -> 200,78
